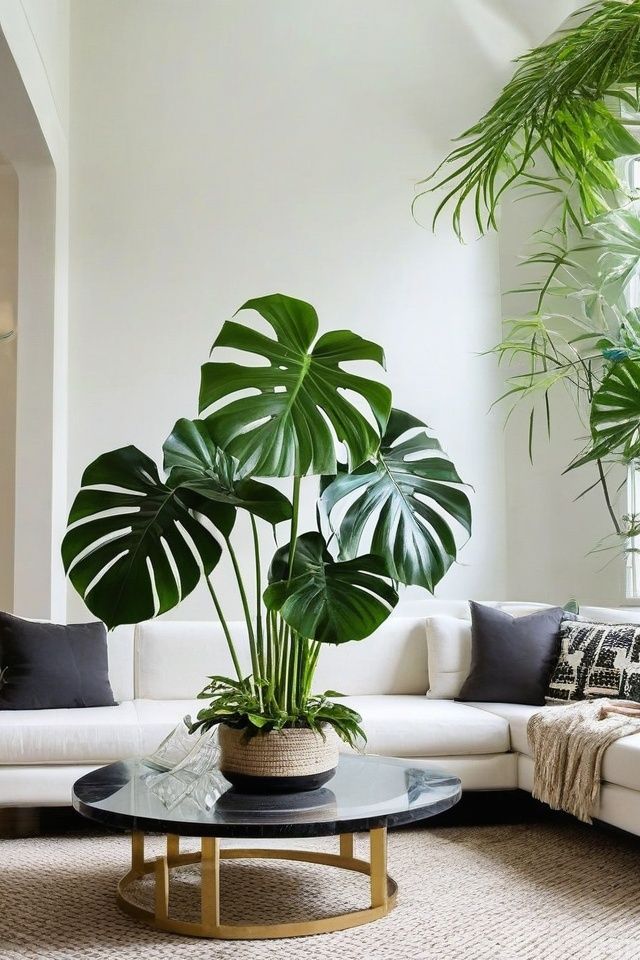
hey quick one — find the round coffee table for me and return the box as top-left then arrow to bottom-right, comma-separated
73,755 -> 460,940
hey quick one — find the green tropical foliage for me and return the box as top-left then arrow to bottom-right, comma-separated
163,418 -> 293,524
321,409 -> 471,592
418,0 -> 640,236
583,358 -> 640,463
264,532 -> 398,645
191,676 -> 365,749
199,294 -> 391,477
62,447 -> 225,629
427,0 -> 640,564
63,293 -> 470,743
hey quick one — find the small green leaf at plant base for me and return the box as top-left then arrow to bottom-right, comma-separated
246,714 -> 269,728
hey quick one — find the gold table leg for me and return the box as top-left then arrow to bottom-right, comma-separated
116,826 -> 397,940
155,856 -> 169,920
166,834 -> 180,865
131,830 -> 144,872
369,826 -> 388,908
201,837 -> 220,929
340,833 -> 354,858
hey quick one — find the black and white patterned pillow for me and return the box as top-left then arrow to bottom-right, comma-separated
547,620 -> 640,701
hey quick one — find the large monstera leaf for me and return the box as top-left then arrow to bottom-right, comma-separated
264,532 -> 398,645
62,447 -> 227,629
163,418 -> 292,525
199,293 -> 391,477
320,409 -> 471,592
572,358 -> 640,468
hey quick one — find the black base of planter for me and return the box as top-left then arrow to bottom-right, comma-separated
221,767 -> 337,794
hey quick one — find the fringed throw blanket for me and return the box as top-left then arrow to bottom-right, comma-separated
527,699 -> 640,824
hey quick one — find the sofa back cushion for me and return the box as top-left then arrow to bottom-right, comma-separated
135,621 -> 253,700
425,616 -> 472,699
134,616 -> 429,699
425,606 -> 545,700
108,625 -> 135,702
312,617 -> 428,696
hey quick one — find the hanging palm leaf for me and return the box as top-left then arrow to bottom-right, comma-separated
199,293 -> 391,477
419,0 -> 640,236
571,358 -> 640,468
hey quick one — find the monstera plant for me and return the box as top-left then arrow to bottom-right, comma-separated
63,294 -> 470,785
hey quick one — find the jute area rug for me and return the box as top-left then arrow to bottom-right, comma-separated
1,821 -> 639,960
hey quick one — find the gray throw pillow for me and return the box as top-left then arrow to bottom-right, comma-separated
456,602 -> 565,706
0,611 -> 116,710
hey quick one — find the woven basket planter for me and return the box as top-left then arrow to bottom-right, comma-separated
219,723 -> 339,794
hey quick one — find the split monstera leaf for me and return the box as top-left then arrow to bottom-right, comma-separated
63,294 -> 471,651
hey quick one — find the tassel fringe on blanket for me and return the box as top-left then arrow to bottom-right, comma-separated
527,699 -> 640,824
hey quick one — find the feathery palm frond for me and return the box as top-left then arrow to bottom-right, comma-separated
418,0 -> 640,237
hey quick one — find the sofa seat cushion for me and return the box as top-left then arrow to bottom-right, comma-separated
600,733 -> 640,793
0,703 -> 141,764
464,702 -> 538,755
341,696 -> 510,756
468,701 -> 640,794
134,697 -> 511,759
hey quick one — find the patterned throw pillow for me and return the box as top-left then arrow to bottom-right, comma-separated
547,619 -> 640,702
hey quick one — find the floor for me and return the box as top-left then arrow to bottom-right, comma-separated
1,795 -> 639,960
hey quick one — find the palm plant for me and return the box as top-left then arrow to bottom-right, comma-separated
423,0 -> 640,566
62,294 -> 471,746
417,0 -> 640,237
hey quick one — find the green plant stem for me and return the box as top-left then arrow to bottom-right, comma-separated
204,576 -> 243,684
270,611 -> 280,707
296,636 -> 306,707
585,363 -> 622,538
279,623 -> 291,711
303,640 -> 321,700
597,457 -> 622,536
224,535 -> 262,708
250,515 -> 265,677
265,608 -> 273,705
288,631 -> 299,712
288,475 -> 301,582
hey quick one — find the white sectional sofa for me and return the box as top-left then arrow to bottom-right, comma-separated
2,600 -> 640,836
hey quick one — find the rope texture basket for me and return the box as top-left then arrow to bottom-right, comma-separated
219,724 -> 339,778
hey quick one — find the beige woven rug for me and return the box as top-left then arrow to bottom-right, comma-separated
2,823 -> 640,960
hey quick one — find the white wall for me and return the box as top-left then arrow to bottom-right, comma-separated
18,0 -> 70,135
499,186 -> 627,607
0,163 -> 18,611
67,0 -> 577,622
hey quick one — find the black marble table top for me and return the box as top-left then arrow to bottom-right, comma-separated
73,755 -> 462,839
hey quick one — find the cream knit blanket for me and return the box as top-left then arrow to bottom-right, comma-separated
527,699 -> 640,824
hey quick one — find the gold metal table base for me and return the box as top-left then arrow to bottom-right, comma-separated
116,827 -> 397,940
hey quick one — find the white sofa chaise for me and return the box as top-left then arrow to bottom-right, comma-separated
2,600 -> 640,836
